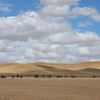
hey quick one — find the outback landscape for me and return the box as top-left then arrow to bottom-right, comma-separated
0,61 -> 100,77
0,0 -> 100,99
0,61 -> 100,100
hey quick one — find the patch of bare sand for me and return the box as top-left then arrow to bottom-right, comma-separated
0,78 -> 100,100
0,61 -> 100,73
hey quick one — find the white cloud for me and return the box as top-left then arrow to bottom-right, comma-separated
0,38 -> 100,64
41,3 -> 100,22
0,0 -> 100,64
0,52 -> 14,63
44,31 -> 99,45
70,7 -> 100,21
25,48 -> 35,58
76,47 -> 92,55
41,0 -> 79,5
77,21 -> 93,27
42,5 -> 70,18
0,11 -> 71,41
91,14 -> 100,22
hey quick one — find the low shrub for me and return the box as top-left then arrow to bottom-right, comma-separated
71,75 -> 76,78
34,75 -> 39,78
1,75 -> 7,78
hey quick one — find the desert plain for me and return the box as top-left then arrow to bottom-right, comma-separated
0,61 -> 100,100
0,78 -> 100,100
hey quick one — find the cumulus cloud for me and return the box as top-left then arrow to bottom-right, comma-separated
41,0 -> 79,5
0,11 -> 71,41
0,0 -> 100,64
0,37 -> 100,64
70,7 -> 100,21
42,5 -> 70,18
42,5 -> 100,21
44,31 -> 100,45
41,1 -> 100,21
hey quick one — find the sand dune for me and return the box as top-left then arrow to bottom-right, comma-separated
0,61 -> 100,76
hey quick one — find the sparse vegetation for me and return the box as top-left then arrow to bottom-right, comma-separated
0,74 -> 99,78
15,74 -> 23,78
0,75 -> 7,78
47,75 -> 52,78
16,74 -> 20,77
71,75 -> 76,78
93,76 -> 96,78
19,76 -> 23,78
34,75 -> 39,78
41,74 -> 45,78
11,75 -> 15,78
64,75 -> 67,77
56,75 -> 63,78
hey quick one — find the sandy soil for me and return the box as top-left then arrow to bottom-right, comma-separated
0,61 -> 100,73
0,78 -> 100,100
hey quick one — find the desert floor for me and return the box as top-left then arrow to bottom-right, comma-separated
0,78 -> 100,100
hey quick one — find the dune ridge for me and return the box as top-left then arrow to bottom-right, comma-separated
0,61 -> 100,77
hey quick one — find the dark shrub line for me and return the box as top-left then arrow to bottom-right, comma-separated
16,74 -> 23,78
0,74 -> 99,78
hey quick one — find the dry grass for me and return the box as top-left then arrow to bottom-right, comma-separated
0,78 -> 100,100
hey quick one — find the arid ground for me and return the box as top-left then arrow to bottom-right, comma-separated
0,78 -> 100,100
0,62 -> 100,78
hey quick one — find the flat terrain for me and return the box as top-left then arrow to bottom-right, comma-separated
0,78 -> 100,100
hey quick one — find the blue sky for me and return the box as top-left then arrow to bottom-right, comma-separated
0,0 -> 99,13
0,0 -> 100,64
80,0 -> 100,10
0,0 -> 99,34
0,0 -> 41,16
0,0 -> 100,15
79,0 -> 100,34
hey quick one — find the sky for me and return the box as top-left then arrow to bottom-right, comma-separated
0,0 -> 100,64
